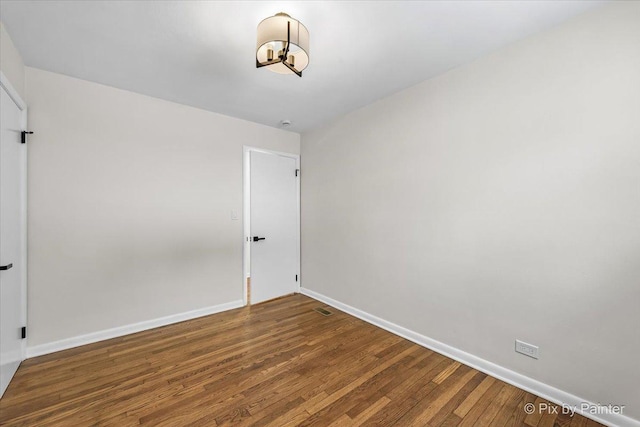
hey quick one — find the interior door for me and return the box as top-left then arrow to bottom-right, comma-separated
0,84 -> 26,398
250,150 -> 298,304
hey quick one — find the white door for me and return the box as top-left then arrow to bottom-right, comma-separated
249,150 -> 298,304
0,84 -> 26,398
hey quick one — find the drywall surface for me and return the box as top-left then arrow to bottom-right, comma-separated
302,2 -> 640,420
0,21 -> 25,98
25,67 -> 299,347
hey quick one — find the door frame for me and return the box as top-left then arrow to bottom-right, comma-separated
243,146 -> 300,306
0,71 -> 28,360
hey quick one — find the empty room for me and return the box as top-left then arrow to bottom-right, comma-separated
0,1 -> 638,426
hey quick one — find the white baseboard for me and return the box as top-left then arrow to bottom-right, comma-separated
300,288 -> 639,427
26,300 -> 244,359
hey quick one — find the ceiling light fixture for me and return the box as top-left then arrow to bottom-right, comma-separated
256,12 -> 309,77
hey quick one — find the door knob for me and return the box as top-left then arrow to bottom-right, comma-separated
252,236 -> 266,242
0,263 -> 13,271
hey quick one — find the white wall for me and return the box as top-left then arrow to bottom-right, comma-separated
302,2 -> 640,422
26,67 -> 299,348
0,21 -> 25,99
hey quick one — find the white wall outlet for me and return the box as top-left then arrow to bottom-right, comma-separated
231,210 -> 239,220
515,340 -> 539,359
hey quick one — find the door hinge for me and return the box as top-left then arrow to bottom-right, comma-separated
295,274 -> 298,282
295,169 -> 300,177
21,131 -> 34,144
21,326 -> 26,339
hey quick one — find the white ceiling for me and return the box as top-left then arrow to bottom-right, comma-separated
1,1 -> 606,133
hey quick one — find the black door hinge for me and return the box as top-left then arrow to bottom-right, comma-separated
295,274 -> 298,282
21,131 -> 33,144
21,326 -> 26,339
295,169 -> 300,177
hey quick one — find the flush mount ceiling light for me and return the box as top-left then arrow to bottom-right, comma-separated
256,12 -> 309,77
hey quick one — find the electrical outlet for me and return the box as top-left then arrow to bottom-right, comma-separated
231,210 -> 239,220
515,340 -> 539,359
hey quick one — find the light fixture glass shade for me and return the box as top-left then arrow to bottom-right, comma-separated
256,13 -> 309,75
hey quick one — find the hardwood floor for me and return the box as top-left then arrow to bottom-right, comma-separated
0,294 -> 603,426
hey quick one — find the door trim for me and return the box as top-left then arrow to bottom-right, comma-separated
243,146 -> 300,306
0,71 -> 28,361
0,72 -> 26,111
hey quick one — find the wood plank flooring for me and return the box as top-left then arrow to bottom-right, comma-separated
0,294 -> 604,426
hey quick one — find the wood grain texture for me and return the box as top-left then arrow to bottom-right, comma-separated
0,294 -> 604,427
